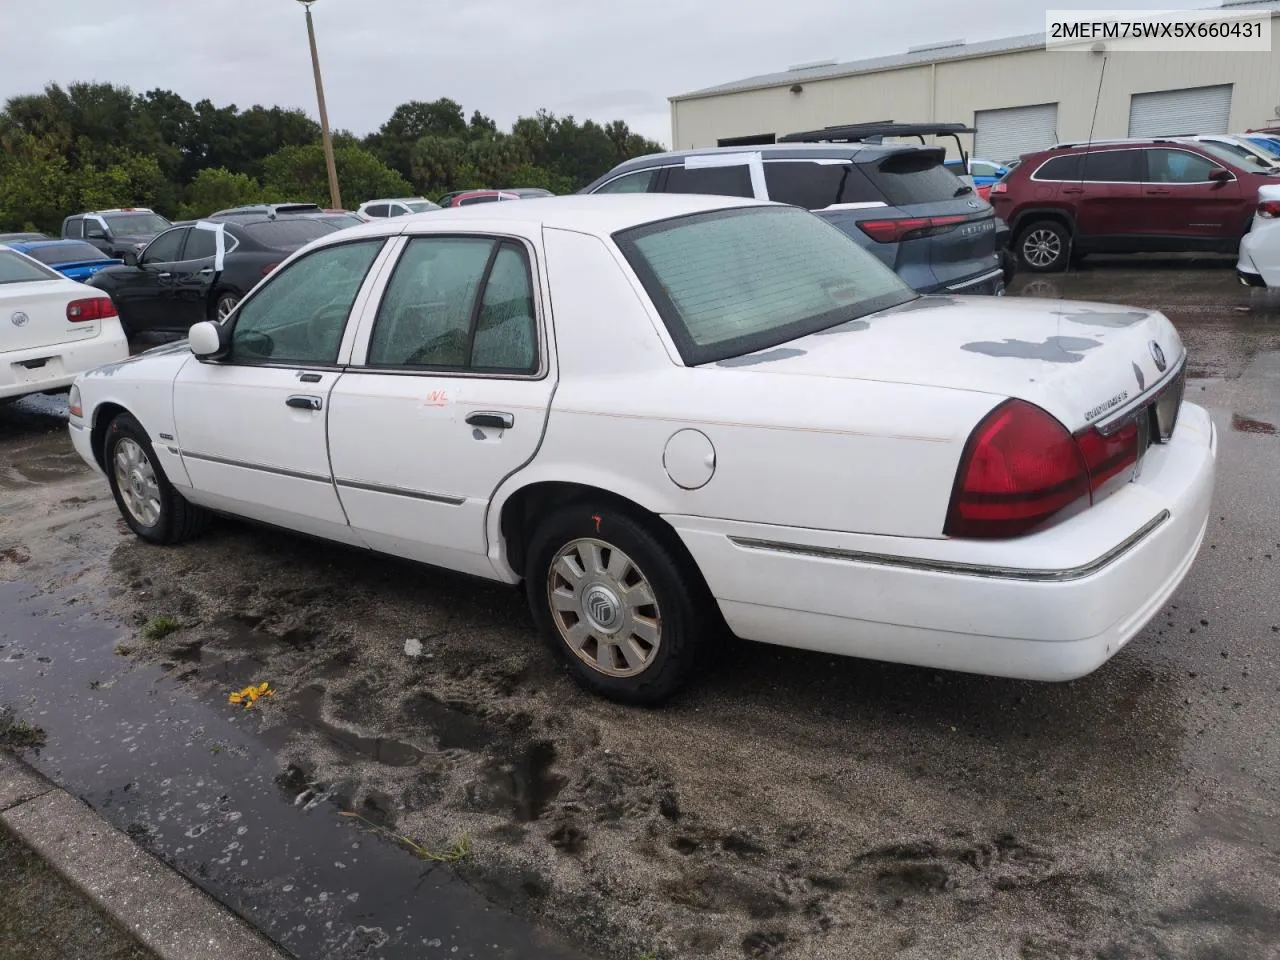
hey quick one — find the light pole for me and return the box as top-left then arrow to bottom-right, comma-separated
297,0 -> 342,210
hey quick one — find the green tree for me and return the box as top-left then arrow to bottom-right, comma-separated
179,167 -> 267,219
0,136 -> 75,233
262,143 -> 412,207
367,98 -> 468,180
74,152 -> 172,214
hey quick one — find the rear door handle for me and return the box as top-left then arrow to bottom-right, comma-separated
157,272 -> 172,279
1146,188 -> 1171,194
466,410 -> 514,430
1060,187 -> 1084,194
286,395 -> 323,411
199,267 -> 214,275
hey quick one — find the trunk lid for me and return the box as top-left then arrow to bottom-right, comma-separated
0,281 -> 97,353
718,295 -> 1184,433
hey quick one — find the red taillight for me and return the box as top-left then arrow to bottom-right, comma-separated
857,214 -> 969,243
990,182 -> 1009,195
946,400 -> 1144,539
261,263 -> 280,276
66,297 -> 118,322
1258,199 -> 1280,218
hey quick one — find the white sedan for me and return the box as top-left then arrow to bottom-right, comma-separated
1237,184 -> 1280,287
1,246 -> 129,403
67,195 -> 1215,703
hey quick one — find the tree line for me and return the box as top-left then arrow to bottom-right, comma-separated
0,83 -> 665,233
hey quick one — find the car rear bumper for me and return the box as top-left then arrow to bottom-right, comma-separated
0,322 -> 129,401
667,402 -> 1216,681
941,267 -> 1005,296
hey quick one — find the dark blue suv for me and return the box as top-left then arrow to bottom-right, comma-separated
582,141 -> 1004,295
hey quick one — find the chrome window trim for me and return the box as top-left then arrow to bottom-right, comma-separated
1030,147 -> 1232,185
728,510 -> 1170,583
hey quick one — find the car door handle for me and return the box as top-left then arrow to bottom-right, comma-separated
1060,187 -> 1084,194
1146,188 -> 1171,194
199,267 -> 214,275
466,411 -> 514,430
286,395 -> 323,411
157,272 -> 172,279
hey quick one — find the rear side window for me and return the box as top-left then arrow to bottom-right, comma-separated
365,204 -> 390,218
243,219 -> 335,248
763,161 -> 879,209
1033,155 -> 1082,181
664,164 -> 754,199
0,249 -> 61,284
862,152 -> 964,205
459,195 -> 500,205
595,169 -> 659,194
1081,150 -> 1142,182
183,228 -> 217,261
64,218 -> 84,239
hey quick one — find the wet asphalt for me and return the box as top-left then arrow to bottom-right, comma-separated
0,255 -> 1278,960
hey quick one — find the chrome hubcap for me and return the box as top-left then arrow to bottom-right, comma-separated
1023,229 -> 1062,268
216,296 -> 238,322
113,438 -> 161,527
547,538 -> 661,678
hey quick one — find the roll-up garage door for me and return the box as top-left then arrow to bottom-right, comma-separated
974,103 -> 1059,163
1128,84 -> 1232,137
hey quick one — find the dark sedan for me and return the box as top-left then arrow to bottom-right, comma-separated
86,217 -> 338,337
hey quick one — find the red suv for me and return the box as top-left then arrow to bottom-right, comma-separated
990,139 -> 1279,271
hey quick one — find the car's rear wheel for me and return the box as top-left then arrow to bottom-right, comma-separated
105,412 -> 210,544
526,502 -> 713,704
1017,220 -> 1071,272
213,292 -> 240,323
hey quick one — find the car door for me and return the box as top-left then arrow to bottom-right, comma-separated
163,226 -> 222,328
171,237 -> 390,543
110,227 -> 189,331
1061,149 -> 1144,243
1142,148 -> 1244,242
328,231 -> 554,578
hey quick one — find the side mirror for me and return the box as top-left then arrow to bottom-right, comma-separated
1208,168 -> 1232,182
189,321 -> 228,360
123,251 -> 139,267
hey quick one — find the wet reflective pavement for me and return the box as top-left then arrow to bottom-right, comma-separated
2,259 -> 1279,960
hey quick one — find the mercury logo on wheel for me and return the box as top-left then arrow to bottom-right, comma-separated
584,584 -> 621,631
10,311 -> 28,327
1149,340 -> 1167,372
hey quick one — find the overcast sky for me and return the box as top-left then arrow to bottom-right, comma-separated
1,0 -> 1218,146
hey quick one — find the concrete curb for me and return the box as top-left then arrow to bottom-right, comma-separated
0,750 -> 289,960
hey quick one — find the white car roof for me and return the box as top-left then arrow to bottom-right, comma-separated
341,194 -> 771,241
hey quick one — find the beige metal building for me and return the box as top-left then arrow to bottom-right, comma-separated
670,0 -> 1280,162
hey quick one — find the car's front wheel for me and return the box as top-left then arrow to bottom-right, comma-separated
1017,220 -> 1071,272
526,502 -> 713,704
212,291 -> 240,323
104,412 -> 210,544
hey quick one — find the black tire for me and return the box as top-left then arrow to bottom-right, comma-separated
525,501 -> 716,704
1016,220 -> 1071,273
104,412 -> 210,545
211,291 -> 240,324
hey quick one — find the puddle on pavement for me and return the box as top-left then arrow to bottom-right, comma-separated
404,692 -> 493,752
293,684 -> 424,767
1231,413 -> 1278,435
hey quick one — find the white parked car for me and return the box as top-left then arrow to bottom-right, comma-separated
66,195 -> 1215,703
355,197 -> 441,221
1236,184 -> 1280,287
1,246 -> 129,403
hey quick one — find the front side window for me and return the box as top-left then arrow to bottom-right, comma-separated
104,213 -> 171,236
141,228 -> 188,264
616,206 -> 914,365
230,239 -> 384,365
664,163 -> 754,198
368,237 -> 537,373
0,249 -> 61,284
763,161 -> 879,209
1145,149 -> 1221,184
595,169 -> 659,194
65,218 -> 85,239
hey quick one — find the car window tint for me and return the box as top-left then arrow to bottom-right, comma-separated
65,219 -> 84,239
1146,149 -> 1221,183
459,195 -> 500,205
616,206 -> 912,365
368,237 -> 494,368
242,219 -> 335,248
763,161 -> 879,209
595,169 -> 659,194
1034,155 -> 1081,181
0,249 -> 61,284
471,243 -> 537,372
104,213 -> 170,235
1080,149 -> 1142,182
25,242 -> 109,265
664,164 -> 754,198
365,204 -> 389,217
862,153 -> 963,205
230,240 -> 383,365
142,228 -> 188,263
183,228 -> 217,261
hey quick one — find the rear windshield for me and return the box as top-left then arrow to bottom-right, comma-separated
242,219 -> 336,248
23,241 -> 110,265
319,214 -> 366,228
103,213 -> 171,236
863,152 -> 968,205
0,249 -> 61,284
405,201 -> 439,212
615,206 -> 914,365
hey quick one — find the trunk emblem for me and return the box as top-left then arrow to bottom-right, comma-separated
1149,341 -> 1167,372
10,311 -> 28,327
966,199 -> 980,208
